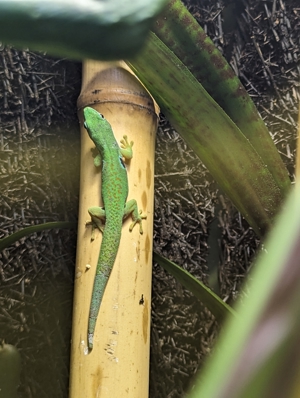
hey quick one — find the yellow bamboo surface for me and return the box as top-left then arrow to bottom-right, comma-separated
69,60 -> 158,397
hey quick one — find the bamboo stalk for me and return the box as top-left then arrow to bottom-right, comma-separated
69,60 -> 158,397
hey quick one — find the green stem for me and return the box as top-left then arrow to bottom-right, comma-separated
0,221 -> 76,251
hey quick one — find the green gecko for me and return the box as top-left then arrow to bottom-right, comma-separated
83,106 -> 146,351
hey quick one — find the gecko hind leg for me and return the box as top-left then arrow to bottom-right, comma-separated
87,206 -> 106,240
123,199 -> 147,234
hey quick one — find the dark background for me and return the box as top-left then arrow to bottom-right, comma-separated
0,1 -> 299,397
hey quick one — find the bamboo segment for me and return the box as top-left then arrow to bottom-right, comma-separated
69,60 -> 158,398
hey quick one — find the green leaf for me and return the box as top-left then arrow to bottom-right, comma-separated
153,0 -> 290,196
154,252 -> 237,322
127,33 -> 285,237
0,0 -> 166,60
0,221 -> 76,251
188,186 -> 300,398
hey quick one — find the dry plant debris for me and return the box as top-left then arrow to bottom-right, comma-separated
0,1 -> 299,396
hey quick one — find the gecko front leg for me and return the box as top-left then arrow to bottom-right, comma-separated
120,135 -> 134,160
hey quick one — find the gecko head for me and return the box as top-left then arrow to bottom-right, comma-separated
83,107 -> 104,130
83,107 -> 113,148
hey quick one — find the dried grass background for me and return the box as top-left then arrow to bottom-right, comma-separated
0,1 -> 299,397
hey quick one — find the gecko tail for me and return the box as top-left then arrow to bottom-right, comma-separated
87,269 -> 111,352
88,333 -> 94,351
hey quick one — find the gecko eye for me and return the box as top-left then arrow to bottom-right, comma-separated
83,121 -> 88,129
99,113 -> 104,119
